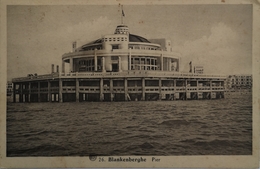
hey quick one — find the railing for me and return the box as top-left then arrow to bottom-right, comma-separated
79,86 -> 99,92
212,87 -> 225,90
59,71 -> 227,79
145,87 -> 159,92
198,87 -> 211,90
12,71 -> 227,82
175,87 -> 186,91
12,73 -> 59,82
127,87 -> 142,92
62,86 -> 76,92
103,86 -> 110,92
50,87 -> 59,92
113,87 -> 124,92
161,87 -> 175,91
186,87 -> 197,91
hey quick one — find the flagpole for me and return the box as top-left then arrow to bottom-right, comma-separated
121,5 -> 123,24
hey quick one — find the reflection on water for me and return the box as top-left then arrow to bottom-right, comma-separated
7,94 -> 252,156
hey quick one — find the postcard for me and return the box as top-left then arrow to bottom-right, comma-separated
0,0 -> 259,168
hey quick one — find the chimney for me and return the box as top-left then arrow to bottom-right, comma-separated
56,65 -> 59,73
72,41 -> 77,52
189,61 -> 192,73
51,64 -> 54,73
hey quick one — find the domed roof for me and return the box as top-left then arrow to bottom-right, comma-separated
80,25 -> 151,49
81,34 -> 150,49
129,34 -> 150,43
84,39 -> 102,45
80,38 -> 102,50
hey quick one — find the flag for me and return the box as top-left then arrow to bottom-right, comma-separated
122,9 -> 125,17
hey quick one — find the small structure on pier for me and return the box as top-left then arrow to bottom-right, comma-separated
12,24 -> 226,102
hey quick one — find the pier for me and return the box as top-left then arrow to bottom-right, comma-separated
11,24 -> 227,102
12,71 -> 225,102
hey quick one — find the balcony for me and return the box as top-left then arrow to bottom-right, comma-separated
12,70 -> 227,83
62,48 -> 180,60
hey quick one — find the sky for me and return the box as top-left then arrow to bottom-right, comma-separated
7,4 -> 252,80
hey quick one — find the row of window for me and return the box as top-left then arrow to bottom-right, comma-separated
131,65 -> 159,71
79,59 -> 94,66
78,59 -> 101,66
80,45 -> 160,51
232,82 -> 252,85
79,66 -> 95,72
103,37 -> 128,42
78,57 -> 160,66
115,31 -> 128,34
131,57 -> 158,65
129,45 -> 160,50
233,76 -> 252,78
115,29 -> 128,34
232,79 -> 252,81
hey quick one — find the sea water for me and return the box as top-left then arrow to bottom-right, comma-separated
6,94 -> 252,156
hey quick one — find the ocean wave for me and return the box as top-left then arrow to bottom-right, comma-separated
159,119 -> 190,126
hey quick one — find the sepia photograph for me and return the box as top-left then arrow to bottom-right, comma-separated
1,0 -> 259,168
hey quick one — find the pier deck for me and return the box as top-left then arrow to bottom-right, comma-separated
12,71 -> 226,102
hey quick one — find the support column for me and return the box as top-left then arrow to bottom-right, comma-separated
129,48 -> 131,70
176,59 -> 179,72
196,79 -> 199,100
25,93 -> 28,103
110,79 -> 113,101
94,49 -> 97,71
222,80 -> 225,98
144,58 -> 147,70
48,81 -> 51,102
102,57 -> 105,72
100,78 -> 104,101
141,78 -> 145,101
28,82 -> 31,102
62,60 -> 65,73
160,53 -> 163,71
56,65 -> 59,73
19,83 -> 23,102
118,56 -> 122,72
210,80 -> 212,100
158,78 -> 162,100
59,79 -> 63,102
76,78 -> 79,102
173,79 -> 176,100
38,82 -> 41,102
13,83 -> 16,103
124,78 -> 128,101
185,79 -> 188,100
69,58 -> 73,73
168,59 -> 172,71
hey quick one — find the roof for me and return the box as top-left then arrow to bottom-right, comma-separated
80,33 -> 151,49
129,34 -> 150,43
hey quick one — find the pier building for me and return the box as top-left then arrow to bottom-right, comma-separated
12,25 -> 226,102
6,81 -> 13,96
226,74 -> 252,90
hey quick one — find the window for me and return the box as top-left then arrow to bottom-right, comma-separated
112,45 -> 119,49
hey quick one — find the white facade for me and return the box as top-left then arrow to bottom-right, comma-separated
62,25 -> 181,73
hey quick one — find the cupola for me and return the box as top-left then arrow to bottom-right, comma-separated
114,25 -> 129,35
